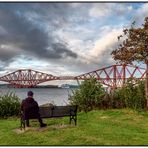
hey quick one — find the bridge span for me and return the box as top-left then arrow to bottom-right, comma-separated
0,64 -> 146,88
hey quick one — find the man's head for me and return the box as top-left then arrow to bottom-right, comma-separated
27,91 -> 34,97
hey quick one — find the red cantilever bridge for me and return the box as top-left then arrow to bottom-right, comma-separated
0,64 -> 146,89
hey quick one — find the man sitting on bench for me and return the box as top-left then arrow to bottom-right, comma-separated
21,91 -> 47,128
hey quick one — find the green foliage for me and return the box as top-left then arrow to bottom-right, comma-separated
111,79 -> 146,111
111,17 -> 148,64
103,90 -> 125,109
123,80 -> 146,111
70,77 -> 146,111
0,92 -> 21,118
69,78 -> 105,112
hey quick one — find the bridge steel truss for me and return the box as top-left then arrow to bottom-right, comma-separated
0,69 -> 60,88
75,64 -> 146,89
0,64 -> 146,88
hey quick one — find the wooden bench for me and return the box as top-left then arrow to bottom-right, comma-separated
20,105 -> 78,130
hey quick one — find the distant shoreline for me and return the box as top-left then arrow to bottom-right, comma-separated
0,84 -> 79,89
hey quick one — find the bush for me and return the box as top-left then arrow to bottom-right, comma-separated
0,92 -> 21,118
101,90 -> 125,109
69,78 -> 106,112
122,79 -> 146,111
108,79 -> 146,111
70,77 -> 146,112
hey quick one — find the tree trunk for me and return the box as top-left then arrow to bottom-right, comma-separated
145,62 -> 148,109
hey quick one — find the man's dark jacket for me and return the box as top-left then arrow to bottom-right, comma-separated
21,97 -> 40,119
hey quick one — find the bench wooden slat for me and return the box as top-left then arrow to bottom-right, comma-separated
39,106 -> 53,118
51,106 -> 77,117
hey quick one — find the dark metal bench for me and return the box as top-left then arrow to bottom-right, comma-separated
20,105 -> 78,130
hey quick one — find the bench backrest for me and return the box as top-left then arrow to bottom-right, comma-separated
39,105 -> 78,118
39,106 -> 53,118
51,105 -> 77,117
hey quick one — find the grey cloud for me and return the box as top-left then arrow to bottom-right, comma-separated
48,50 -> 115,76
0,3 -> 78,65
51,43 -> 77,58
0,44 -> 21,62
0,60 -> 11,72
0,64 -> 5,71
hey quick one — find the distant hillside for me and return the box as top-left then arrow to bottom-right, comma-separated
58,84 -> 79,88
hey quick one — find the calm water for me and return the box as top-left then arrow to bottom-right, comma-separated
0,88 -> 75,106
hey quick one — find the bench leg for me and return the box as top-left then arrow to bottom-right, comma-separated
75,115 -> 77,126
70,115 -> 77,126
20,118 -> 25,130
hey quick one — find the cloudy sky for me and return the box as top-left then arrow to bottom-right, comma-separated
0,2 -> 147,84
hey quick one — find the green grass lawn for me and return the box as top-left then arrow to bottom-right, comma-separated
0,109 -> 148,145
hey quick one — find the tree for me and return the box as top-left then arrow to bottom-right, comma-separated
111,17 -> 148,108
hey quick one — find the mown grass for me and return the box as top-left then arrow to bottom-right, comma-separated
0,109 -> 148,145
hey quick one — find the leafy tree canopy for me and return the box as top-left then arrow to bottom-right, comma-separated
111,17 -> 148,64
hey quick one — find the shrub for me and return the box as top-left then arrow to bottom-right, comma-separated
122,79 -> 146,111
109,79 -> 146,111
69,78 -> 106,112
0,92 -> 21,118
102,90 -> 125,109
70,77 -> 146,112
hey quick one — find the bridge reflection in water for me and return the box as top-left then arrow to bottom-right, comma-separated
0,64 -> 146,89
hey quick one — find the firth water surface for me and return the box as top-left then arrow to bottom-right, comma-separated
0,88 -> 75,106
